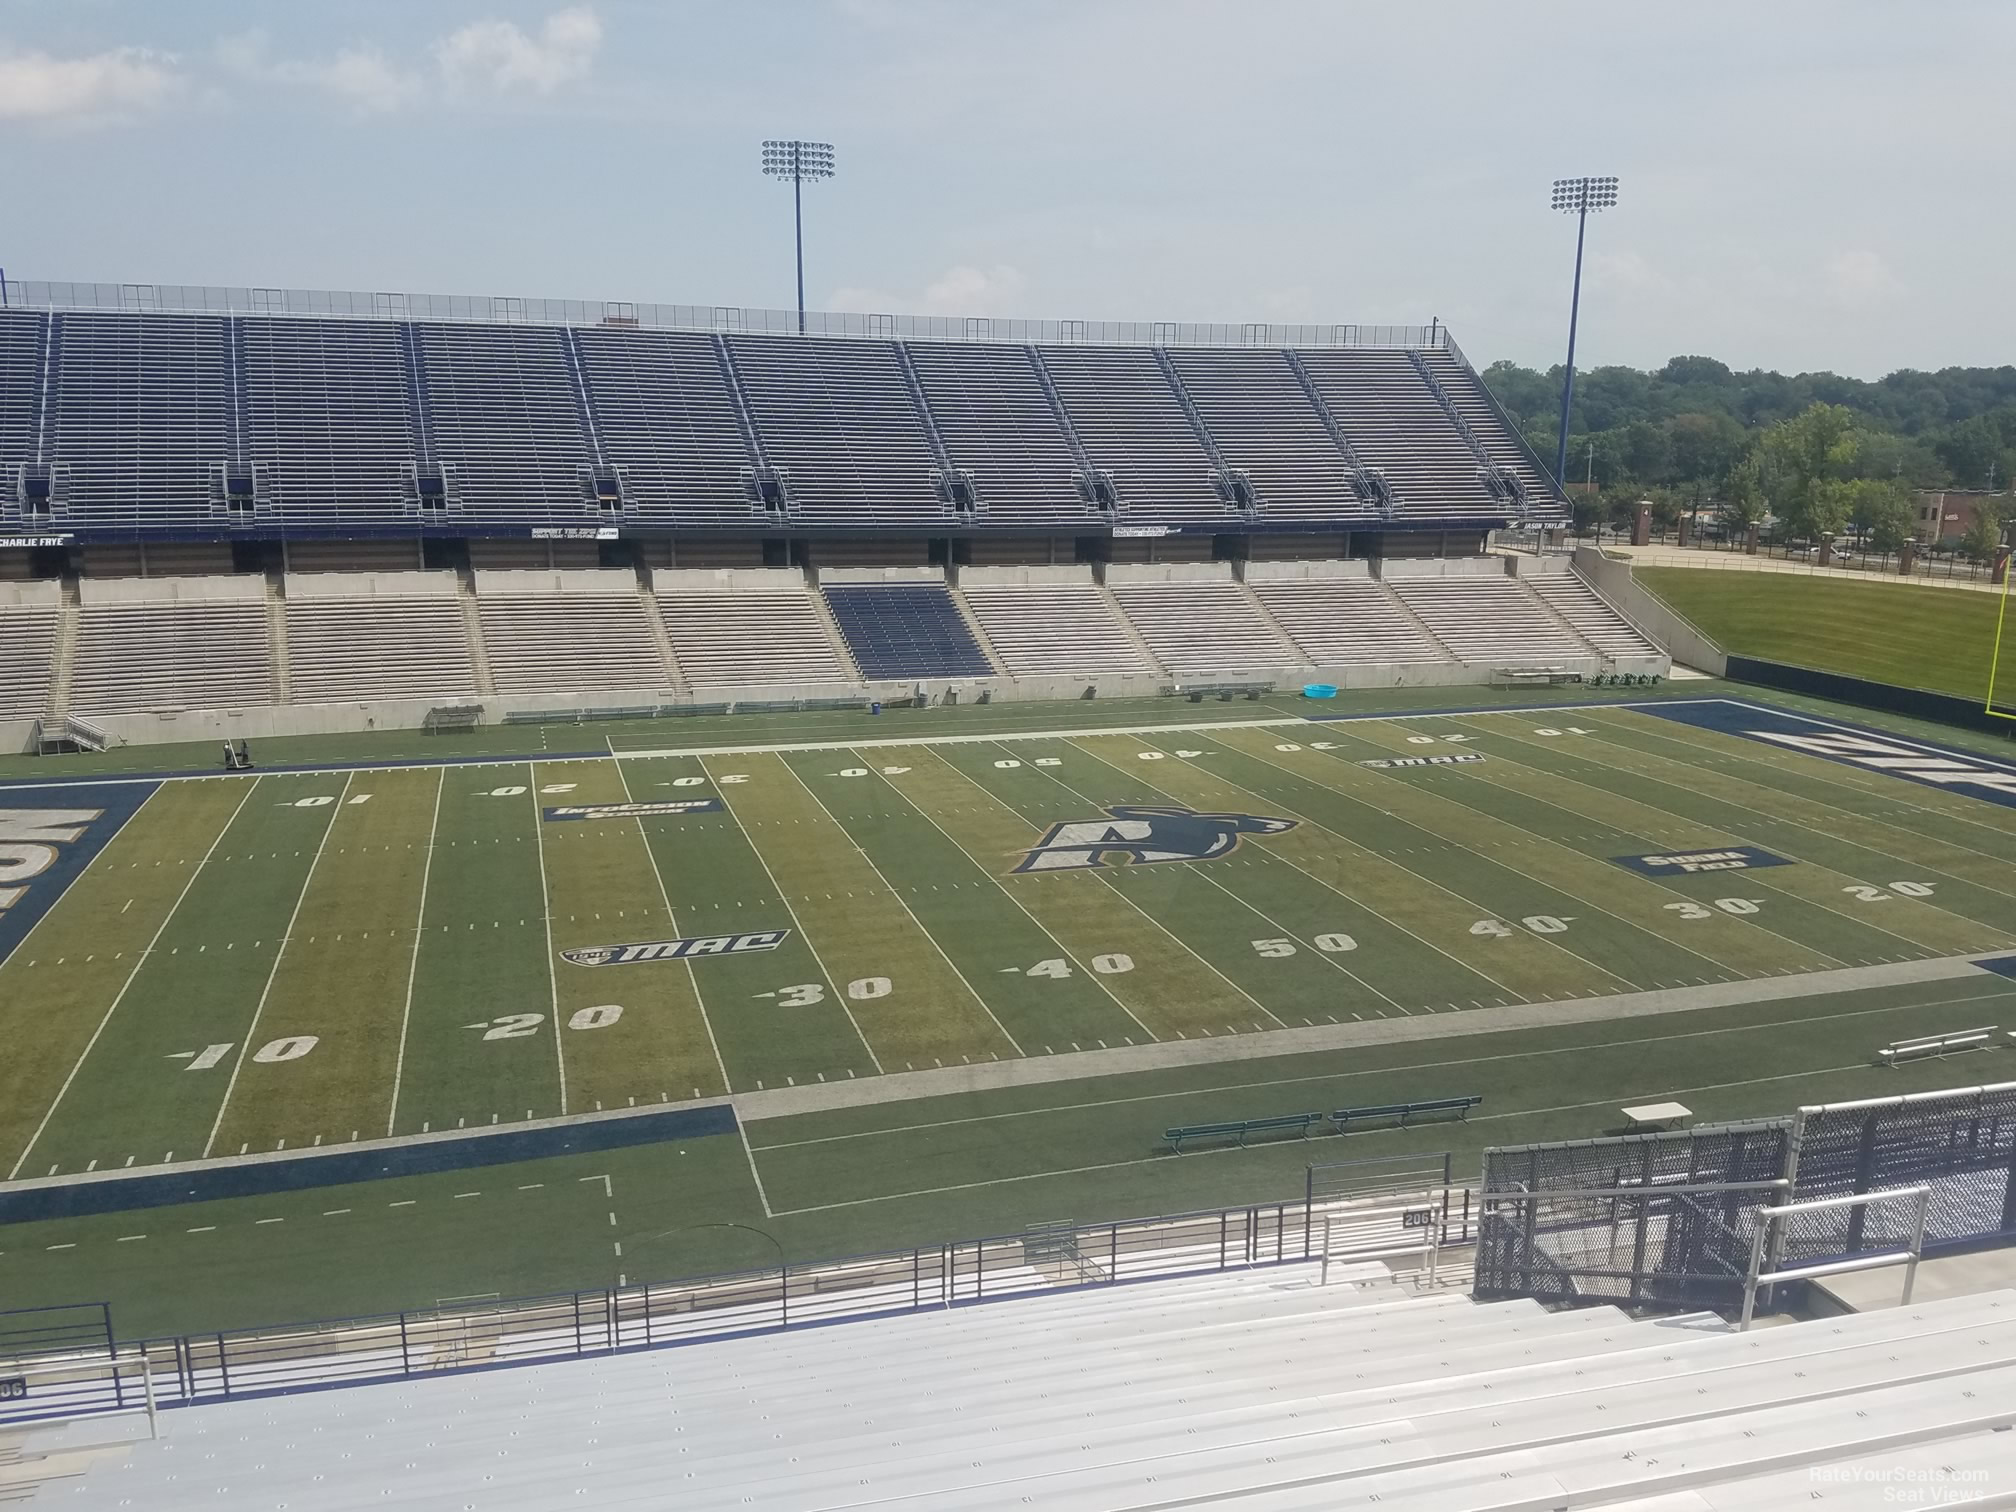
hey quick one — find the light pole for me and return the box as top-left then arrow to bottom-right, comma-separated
1550,176 -> 1619,489
761,139 -> 836,334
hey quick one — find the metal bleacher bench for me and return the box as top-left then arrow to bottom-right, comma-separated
1876,1026 -> 2001,1065
1331,1095 -> 1483,1130
1164,1112 -> 1323,1153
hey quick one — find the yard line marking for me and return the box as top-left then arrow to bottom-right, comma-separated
1064,739 -> 1415,1017
777,755 -> 1026,1057
529,764 -> 569,1117
735,1121 -> 776,1219
1208,737 -> 1639,994
7,778 -> 260,1181
201,771 -> 354,1159
1451,715 -> 1944,958
385,767 -> 446,1137
873,748 -> 1153,1044
612,755 -> 733,1096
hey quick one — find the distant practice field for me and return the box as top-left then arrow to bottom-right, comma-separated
1638,565 -> 2011,704
5,688 -> 2016,1335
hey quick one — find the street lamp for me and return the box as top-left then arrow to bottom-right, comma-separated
761,139 -> 837,335
1550,175 -> 1619,489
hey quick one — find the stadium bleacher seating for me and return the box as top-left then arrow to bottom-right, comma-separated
0,590 -> 60,719
1247,566 -> 1453,666
1295,348 -> 1501,519
1034,344 -> 1227,517
1386,567 -> 1591,664
243,317 -> 416,525
1416,345 -> 1554,505
50,1267 -> 2016,1509
284,573 -> 478,704
1164,348 -> 1364,518
824,577 -> 995,680
904,341 -> 1093,523
957,569 -> 1158,678
1108,568 -> 1304,676
414,322 -> 592,521
1524,566 -> 1662,659
655,568 -> 853,688
725,335 -> 949,524
70,580 -> 272,716
476,570 -> 671,694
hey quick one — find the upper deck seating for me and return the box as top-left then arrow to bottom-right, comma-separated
242,317 -> 417,526
1417,347 -> 1556,506
1295,349 -> 1500,519
1165,348 -> 1361,519
904,342 -> 1092,523
571,328 -> 761,524
824,582 -> 994,680
414,321 -> 594,521
1035,345 -> 1226,518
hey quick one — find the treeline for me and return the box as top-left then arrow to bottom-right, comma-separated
1482,355 -> 2016,555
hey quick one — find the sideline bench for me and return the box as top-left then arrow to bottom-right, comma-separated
1331,1096 -> 1482,1130
1621,1101 -> 1693,1130
1877,1027 -> 1999,1066
1165,1112 -> 1322,1153
1172,681 -> 1271,704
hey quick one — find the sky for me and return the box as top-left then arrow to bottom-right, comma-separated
1,0 -> 2011,380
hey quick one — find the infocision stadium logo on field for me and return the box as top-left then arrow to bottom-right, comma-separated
1011,805 -> 1296,874
543,800 -> 724,822
1611,847 -> 1791,876
561,930 -> 790,967
0,785 -> 158,965
1641,702 -> 2016,811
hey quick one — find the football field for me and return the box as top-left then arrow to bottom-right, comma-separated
4,690 -> 2016,1335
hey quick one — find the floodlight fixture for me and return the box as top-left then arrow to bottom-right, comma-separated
1549,175 -> 1620,486
762,139 -> 838,333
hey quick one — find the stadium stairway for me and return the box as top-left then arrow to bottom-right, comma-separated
50,1270 -> 2016,1509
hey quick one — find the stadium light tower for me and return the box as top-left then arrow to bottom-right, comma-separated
762,139 -> 837,334
1550,176 -> 1619,488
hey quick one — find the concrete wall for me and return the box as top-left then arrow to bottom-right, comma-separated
285,570 -> 459,600
1243,559 -> 1373,582
1104,562 -> 1233,585
956,564 -> 1097,587
474,568 -> 639,596
0,581 -> 62,608
652,567 -> 807,594
815,566 -> 946,585
1375,557 -> 1507,580
1574,546 -> 1725,675
78,573 -> 265,605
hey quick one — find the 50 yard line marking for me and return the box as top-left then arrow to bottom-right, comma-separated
384,768 -> 446,1137
6,779 -> 258,1181
200,771 -> 353,1160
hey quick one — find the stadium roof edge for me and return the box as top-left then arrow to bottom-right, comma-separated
0,278 -> 1448,351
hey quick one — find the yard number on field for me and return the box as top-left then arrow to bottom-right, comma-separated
1010,955 -> 1136,978
170,1036 -> 319,1070
1843,881 -> 1935,902
1251,934 -> 1357,956
1664,898 -> 1764,919
465,1006 -> 624,1039
1470,915 -> 1575,937
758,978 -> 897,1004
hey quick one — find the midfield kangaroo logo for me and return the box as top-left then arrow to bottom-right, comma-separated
1011,805 -> 1297,873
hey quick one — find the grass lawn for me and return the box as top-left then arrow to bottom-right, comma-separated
1637,566 -> 2013,705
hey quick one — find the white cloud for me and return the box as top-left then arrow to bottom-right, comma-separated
218,31 -> 419,115
1821,249 -> 1902,306
833,264 -> 1029,317
0,46 -> 180,124
435,7 -> 602,95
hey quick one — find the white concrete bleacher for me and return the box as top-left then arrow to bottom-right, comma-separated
1385,560 -> 1592,665
1524,565 -> 1663,660
0,582 -> 61,719
1246,561 -> 1452,667
1108,563 -> 1305,677
654,567 -> 853,689
51,1271 -> 2016,1509
284,572 -> 478,704
69,575 -> 273,716
475,569 -> 672,694
957,565 -> 1158,678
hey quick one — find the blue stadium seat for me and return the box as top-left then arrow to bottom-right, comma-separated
823,583 -> 994,680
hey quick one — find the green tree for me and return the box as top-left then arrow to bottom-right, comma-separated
1959,497 -> 2010,564
1759,403 -> 1860,540
1846,479 -> 1917,555
1718,454 -> 1769,542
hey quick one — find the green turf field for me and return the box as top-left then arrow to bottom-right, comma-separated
4,687 -> 2016,1338
1638,565 -> 2014,706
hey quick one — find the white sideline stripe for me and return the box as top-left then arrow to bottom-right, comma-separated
5,780 -> 256,1181
201,771 -> 355,1159
613,716 -> 1302,761
384,768 -> 446,1137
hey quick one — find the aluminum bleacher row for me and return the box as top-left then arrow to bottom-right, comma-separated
0,302 -> 1563,534
49,1269 -> 2016,1508
4,562 -> 1663,724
